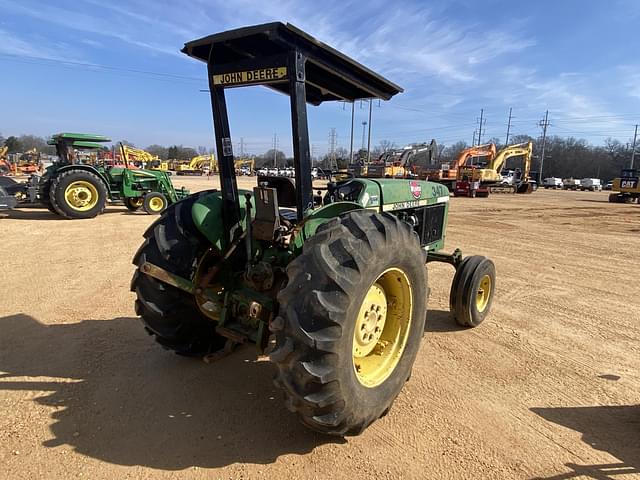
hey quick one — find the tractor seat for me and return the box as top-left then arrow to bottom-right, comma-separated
279,208 -> 297,222
257,175 -> 296,207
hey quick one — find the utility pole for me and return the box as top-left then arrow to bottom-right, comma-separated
631,124 -> 638,169
349,101 -> 355,163
366,99 -> 373,163
272,133 -> 278,167
505,107 -> 513,146
477,108 -> 485,145
361,121 -> 367,150
328,128 -> 337,170
239,137 -> 244,157
538,110 -> 550,182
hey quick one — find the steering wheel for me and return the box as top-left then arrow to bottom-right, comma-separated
315,170 -> 355,190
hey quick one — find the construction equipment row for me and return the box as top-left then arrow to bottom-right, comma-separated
0,133 -> 189,218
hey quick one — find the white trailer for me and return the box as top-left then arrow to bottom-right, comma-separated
580,178 -> 602,191
543,177 -> 563,189
562,178 -> 581,190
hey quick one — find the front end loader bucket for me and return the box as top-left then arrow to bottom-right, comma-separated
516,183 -> 534,194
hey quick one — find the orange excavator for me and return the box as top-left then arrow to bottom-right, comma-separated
454,141 -> 533,197
421,143 -> 497,190
17,148 -> 41,174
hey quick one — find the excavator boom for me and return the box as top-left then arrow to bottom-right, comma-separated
418,143 -> 496,190
455,141 -> 534,197
176,154 -> 216,176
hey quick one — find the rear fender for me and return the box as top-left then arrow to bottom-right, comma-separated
290,201 -> 364,253
191,190 -> 251,251
52,165 -> 111,191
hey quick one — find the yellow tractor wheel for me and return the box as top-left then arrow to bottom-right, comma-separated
449,256 -> 496,327
50,169 -> 107,219
125,196 -> 144,211
142,192 -> 168,215
270,210 -> 427,435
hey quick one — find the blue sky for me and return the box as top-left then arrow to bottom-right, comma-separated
1,0 -> 639,156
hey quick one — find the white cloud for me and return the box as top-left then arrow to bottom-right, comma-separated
0,28 -> 74,61
0,0 -> 181,57
620,66 -> 640,101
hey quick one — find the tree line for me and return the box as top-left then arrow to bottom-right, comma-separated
1,132 -> 634,180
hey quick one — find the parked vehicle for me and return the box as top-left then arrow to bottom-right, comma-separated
543,177 -> 563,189
580,178 -> 602,191
562,178 -> 581,190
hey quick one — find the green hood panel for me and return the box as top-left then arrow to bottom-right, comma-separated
369,178 -> 449,204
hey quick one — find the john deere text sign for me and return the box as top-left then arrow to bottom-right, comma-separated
213,67 -> 287,87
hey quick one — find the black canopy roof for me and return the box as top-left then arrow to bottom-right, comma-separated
182,22 -> 403,105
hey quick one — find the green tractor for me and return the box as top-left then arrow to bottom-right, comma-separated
0,133 -> 189,218
131,23 -> 496,435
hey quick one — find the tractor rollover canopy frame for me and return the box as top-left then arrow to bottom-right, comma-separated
182,22 -> 403,239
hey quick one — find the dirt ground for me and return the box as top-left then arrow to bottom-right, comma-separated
1,176 -> 638,480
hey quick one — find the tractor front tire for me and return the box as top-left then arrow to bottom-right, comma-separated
142,192 -> 168,215
449,256 -> 495,327
38,177 -> 57,213
50,170 -> 107,219
270,210 -> 428,435
131,191 -> 226,356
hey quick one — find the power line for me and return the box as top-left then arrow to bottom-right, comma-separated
0,53 -> 203,84
476,108 -> 485,146
349,101 -> 355,163
272,133 -> 278,167
366,99 -> 373,163
328,128 -> 337,170
538,110 -> 550,182
631,124 -> 638,169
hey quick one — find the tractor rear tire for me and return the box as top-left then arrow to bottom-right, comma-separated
50,170 -> 107,219
270,210 -> 428,435
131,190 -> 226,356
449,256 -> 495,327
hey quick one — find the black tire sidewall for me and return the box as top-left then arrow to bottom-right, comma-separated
51,170 -> 107,219
125,197 -> 143,211
274,211 -> 428,434
456,257 -> 496,327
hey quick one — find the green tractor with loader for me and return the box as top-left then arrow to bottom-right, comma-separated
0,133 -> 188,218
131,23 -> 496,435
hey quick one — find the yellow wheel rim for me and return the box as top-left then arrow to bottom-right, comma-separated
353,268 -> 413,388
476,274 -> 492,312
64,181 -> 99,211
148,196 -> 165,212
